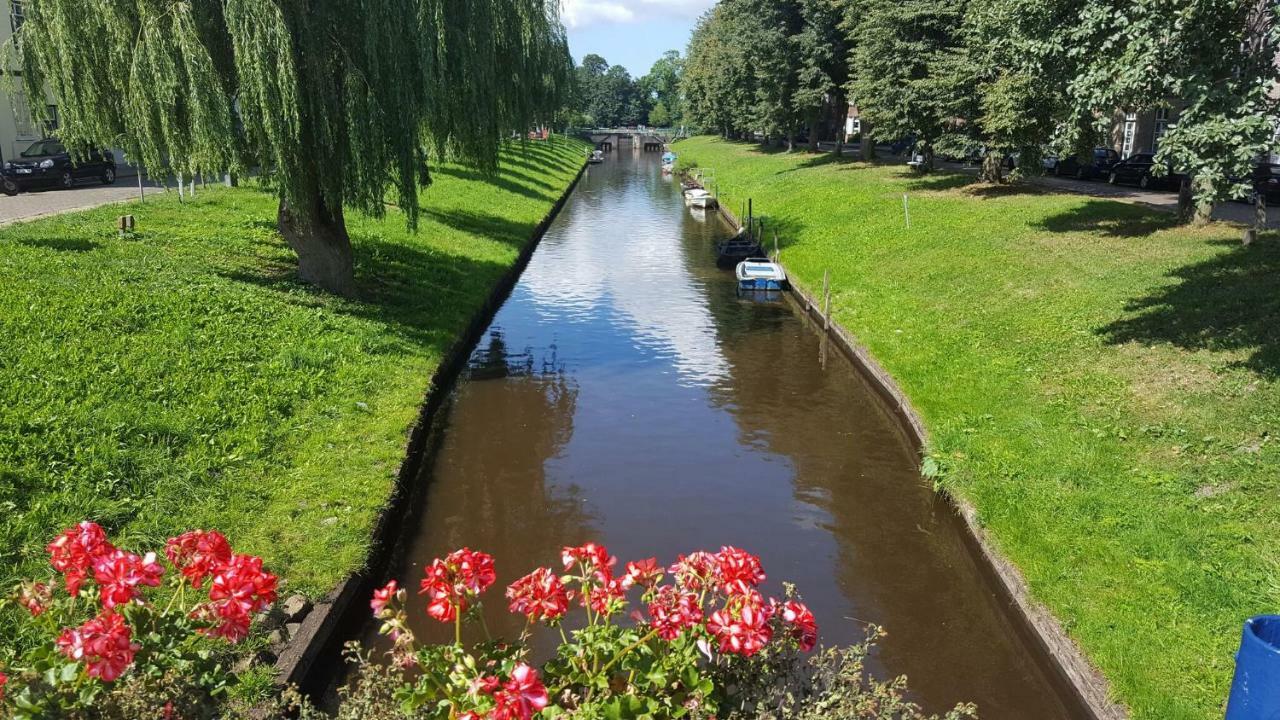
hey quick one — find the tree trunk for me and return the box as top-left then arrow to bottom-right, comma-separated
278,193 -> 356,297
860,120 -> 876,161
786,131 -> 795,152
808,119 -> 819,153
980,152 -> 1004,184
1177,177 -> 1195,223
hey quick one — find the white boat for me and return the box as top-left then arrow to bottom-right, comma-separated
588,150 -> 604,164
683,188 -> 717,209
661,162 -> 675,174
735,258 -> 788,291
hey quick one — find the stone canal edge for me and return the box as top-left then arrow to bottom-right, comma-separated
270,154 -> 592,694
712,199 -> 1129,720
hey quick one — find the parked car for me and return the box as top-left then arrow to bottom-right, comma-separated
1107,153 -> 1185,190
1049,147 -> 1121,180
2,139 -> 116,195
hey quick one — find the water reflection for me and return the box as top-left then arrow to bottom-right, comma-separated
378,152 -> 1080,719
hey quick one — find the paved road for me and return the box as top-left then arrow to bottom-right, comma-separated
0,176 -> 168,226
814,141 -> 1279,228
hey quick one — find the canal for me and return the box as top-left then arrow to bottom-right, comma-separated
377,149 -> 1079,719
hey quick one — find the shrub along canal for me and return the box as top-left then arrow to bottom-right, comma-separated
372,150 -> 1082,718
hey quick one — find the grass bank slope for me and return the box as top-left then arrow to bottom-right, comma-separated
0,137 -> 587,603
676,137 -> 1279,720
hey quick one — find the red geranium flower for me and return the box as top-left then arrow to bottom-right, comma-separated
165,530 -> 232,587
491,664 -> 549,720
714,546 -> 766,595
587,577 -> 626,616
668,551 -> 718,592
419,548 -> 497,624
561,542 -> 616,580
371,580 -> 399,616
201,554 -> 278,642
707,590 -> 774,657
447,548 -> 497,595
48,521 -> 114,597
506,567 -> 570,623
647,585 -> 704,640
56,610 -> 140,682
621,558 -> 663,590
93,550 -> 164,609
0,671 -> 7,702
776,600 -> 818,652
19,581 -> 52,617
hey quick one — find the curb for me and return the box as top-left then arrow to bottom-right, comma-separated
274,142 -> 590,694
710,196 -> 1128,720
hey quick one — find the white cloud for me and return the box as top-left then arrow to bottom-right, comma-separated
560,0 -> 716,29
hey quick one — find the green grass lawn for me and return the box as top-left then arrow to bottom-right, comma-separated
0,137 -> 587,611
675,137 -> 1280,720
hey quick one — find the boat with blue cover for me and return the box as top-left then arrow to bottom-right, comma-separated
735,258 -> 788,291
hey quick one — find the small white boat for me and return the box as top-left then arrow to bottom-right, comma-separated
588,150 -> 604,164
683,188 -> 717,209
735,258 -> 788,291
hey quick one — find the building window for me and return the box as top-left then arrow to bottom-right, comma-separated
10,0 -> 24,33
1152,108 -> 1174,154
1121,112 -> 1137,158
10,90 -> 54,139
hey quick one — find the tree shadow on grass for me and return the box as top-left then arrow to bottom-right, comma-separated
1036,200 -> 1179,238
903,173 -> 974,192
220,230 -> 512,351
17,237 -> 102,252
1097,238 -> 1280,377
424,209 -> 535,248
430,165 -> 557,202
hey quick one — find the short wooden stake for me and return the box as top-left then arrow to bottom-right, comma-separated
822,270 -> 832,331
903,193 -> 911,228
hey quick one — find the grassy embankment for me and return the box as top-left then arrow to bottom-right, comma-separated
0,136 -> 587,605
676,137 -> 1279,720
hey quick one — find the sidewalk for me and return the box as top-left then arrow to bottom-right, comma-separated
0,177 -> 172,226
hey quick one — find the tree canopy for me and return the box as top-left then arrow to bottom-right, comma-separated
680,0 -> 1280,222
12,0 -> 574,294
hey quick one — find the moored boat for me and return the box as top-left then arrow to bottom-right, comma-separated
588,149 -> 604,164
715,229 -> 764,268
735,258 -> 788,291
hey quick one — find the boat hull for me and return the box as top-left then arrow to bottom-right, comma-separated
737,278 -> 786,291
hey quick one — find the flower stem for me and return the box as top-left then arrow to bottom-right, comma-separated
454,608 -> 462,646
598,629 -> 660,677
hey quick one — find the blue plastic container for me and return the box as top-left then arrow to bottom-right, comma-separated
1226,615 -> 1280,719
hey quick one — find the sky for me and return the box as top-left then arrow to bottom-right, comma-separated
562,0 -> 717,77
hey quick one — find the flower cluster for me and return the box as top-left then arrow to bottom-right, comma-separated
6,521 -> 279,698
371,542 -> 818,720
47,521 -> 113,597
419,548 -> 497,623
56,610 -> 140,682
200,554 -> 279,642
165,529 -> 232,586
506,567 -> 570,623
465,664 -> 549,720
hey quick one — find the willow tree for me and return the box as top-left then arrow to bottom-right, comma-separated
12,0 -> 573,295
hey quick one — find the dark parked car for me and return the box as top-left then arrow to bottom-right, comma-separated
2,139 -> 116,195
1107,153 -> 1185,190
1049,147 -> 1121,180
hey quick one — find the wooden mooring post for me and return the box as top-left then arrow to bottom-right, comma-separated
822,269 -> 832,331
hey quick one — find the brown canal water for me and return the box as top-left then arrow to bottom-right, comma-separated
374,150 -> 1080,719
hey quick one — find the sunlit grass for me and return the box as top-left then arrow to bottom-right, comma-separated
676,136 -> 1280,720
0,137 -> 587,613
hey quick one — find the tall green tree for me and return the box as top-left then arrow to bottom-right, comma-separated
640,50 -> 685,127
683,5 -> 755,137
849,0 -> 966,169
793,0 -> 850,151
1067,0 -> 1279,222
13,0 -> 572,295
